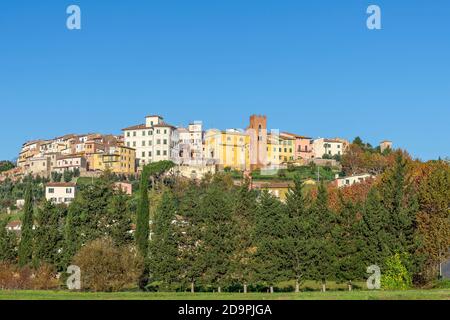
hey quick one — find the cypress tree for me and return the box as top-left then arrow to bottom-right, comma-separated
149,190 -> 181,288
254,190 -> 285,293
18,183 -> 34,267
136,166 -> 150,258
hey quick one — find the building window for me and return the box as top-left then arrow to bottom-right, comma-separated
163,139 -> 167,145
157,129 -> 160,134
164,129 -> 167,134
157,150 -> 161,156
142,152 -> 145,157
66,188 -> 72,194
149,131 -> 152,135
149,152 -> 152,157
157,139 -> 161,145
127,132 -> 130,137
142,141 -> 146,147
133,142 -> 136,147
142,131 -> 146,136
48,188 -> 54,194
133,132 -> 136,137
163,151 -> 167,156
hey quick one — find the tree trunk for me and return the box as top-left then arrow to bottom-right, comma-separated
218,287 -> 222,293
191,282 -> 195,293
321,280 -> 326,292
348,280 -> 353,291
270,286 -> 274,294
295,280 -> 300,293
244,284 -> 248,294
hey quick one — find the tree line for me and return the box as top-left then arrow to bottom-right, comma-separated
0,154 -> 449,292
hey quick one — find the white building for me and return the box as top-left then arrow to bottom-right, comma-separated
312,138 -> 344,159
176,121 -> 204,164
53,155 -> 87,173
123,115 -> 179,168
335,173 -> 373,188
45,183 -> 76,204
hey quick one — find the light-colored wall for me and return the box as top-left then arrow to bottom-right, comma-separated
45,186 -> 76,204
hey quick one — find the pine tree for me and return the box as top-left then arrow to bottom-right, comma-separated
136,166 -> 150,258
107,192 -> 133,247
379,153 -> 419,272
33,201 -> 66,268
334,196 -> 364,291
254,190 -> 286,293
283,175 -> 311,293
308,182 -> 336,292
149,190 -> 181,288
358,187 -> 391,269
0,219 -> 17,263
199,184 -> 236,293
178,182 -> 204,293
18,183 -> 34,267
232,178 -> 258,293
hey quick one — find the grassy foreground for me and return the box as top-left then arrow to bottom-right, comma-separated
0,289 -> 449,300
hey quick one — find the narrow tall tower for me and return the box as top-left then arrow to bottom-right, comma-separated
247,115 -> 268,170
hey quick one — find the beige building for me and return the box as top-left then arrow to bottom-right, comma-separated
53,155 -> 87,173
312,138 -> 344,159
335,173 -> 373,188
45,182 -> 76,204
380,140 -> 393,153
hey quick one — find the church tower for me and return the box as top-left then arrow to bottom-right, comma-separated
247,115 -> 268,171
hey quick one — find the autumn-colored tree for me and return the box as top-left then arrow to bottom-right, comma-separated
416,161 -> 450,281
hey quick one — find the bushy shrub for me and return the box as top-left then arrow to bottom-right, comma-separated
72,237 -> 143,292
31,263 -> 60,290
381,253 -> 412,290
0,263 -> 59,290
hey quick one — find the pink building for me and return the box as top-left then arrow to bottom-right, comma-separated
282,132 -> 314,160
114,182 -> 133,195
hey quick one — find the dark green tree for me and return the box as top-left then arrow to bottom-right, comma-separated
18,183 -> 34,267
232,178 -> 258,293
308,182 -> 336,292
33,201 -> 66,268
149,190 -> 181,288
178,183 -> 204,293
334,196 -> 364,291
283,175 -> 311,293
254,191 -> 286,293
136,166 -> 150,258
107,192 -> 133,247
199,184 -> 236,293
0,219 -> 17,263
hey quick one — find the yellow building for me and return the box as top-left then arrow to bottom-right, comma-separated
91,146 -> 136,174
267,132 -> 295,165
204,129 -> 250,171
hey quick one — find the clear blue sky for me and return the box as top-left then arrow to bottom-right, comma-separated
1,0 -> 449,161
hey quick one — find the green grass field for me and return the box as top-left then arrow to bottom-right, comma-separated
0,289 -> 448,300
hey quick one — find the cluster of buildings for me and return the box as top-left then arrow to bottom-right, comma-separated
4,113 -> 392,184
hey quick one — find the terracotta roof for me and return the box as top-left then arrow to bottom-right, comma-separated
122,124 -> 147,131
46,182 -> 76,187
281,132 -> 312,140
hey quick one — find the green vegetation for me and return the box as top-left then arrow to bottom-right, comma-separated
0,289 -> 448,300
0,161 -> 15,173
0,157 -> 448,298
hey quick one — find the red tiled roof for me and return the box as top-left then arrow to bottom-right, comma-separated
46,182 -> 76,187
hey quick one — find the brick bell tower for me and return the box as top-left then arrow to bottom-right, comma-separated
247,115 -> 267,171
